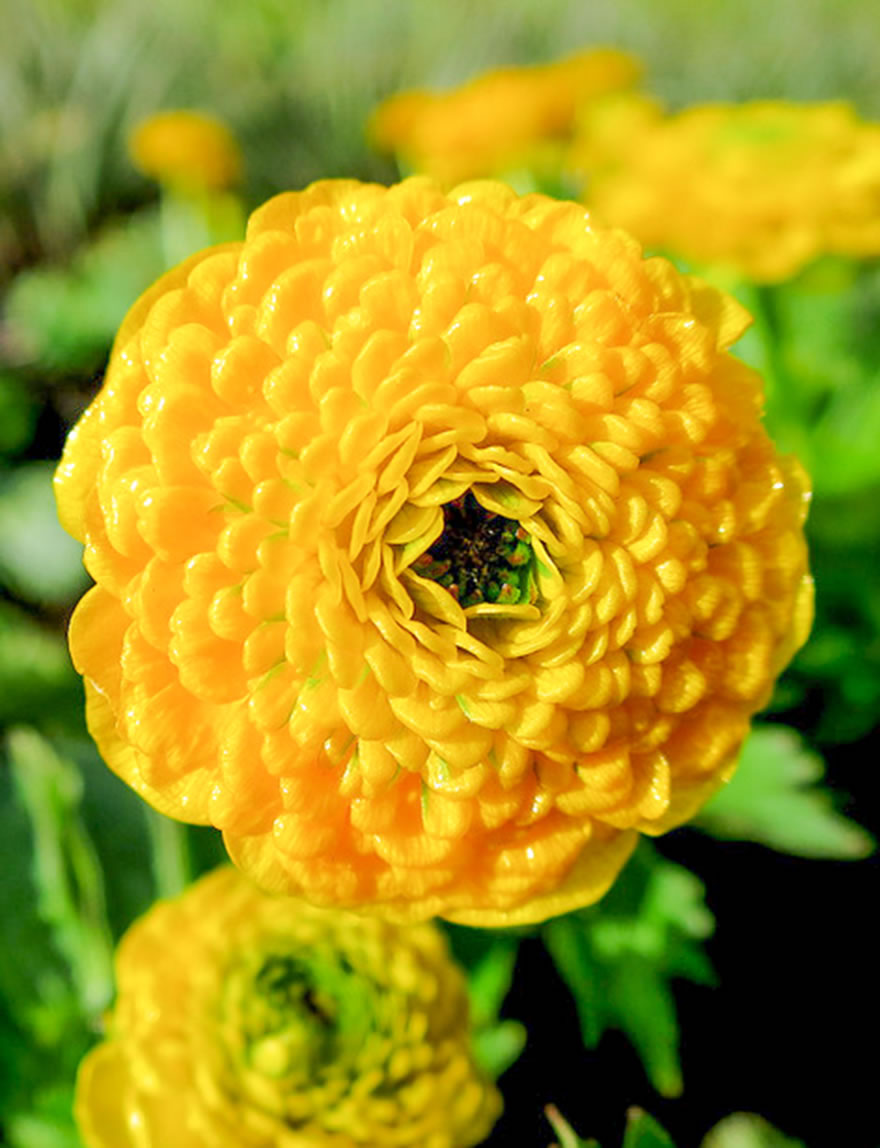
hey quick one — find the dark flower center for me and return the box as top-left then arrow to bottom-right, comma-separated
414,491 -> 535,608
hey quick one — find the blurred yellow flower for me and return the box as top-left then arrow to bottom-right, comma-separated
74,867 -> 500,1147
369,49 -> 640,186
129,109 -> 242,192
55,178 -> 811,925
575,97 -> 880,281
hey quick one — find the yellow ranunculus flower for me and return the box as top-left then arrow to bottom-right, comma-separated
55,178 -> 812,925
369,49 -> 640,186
74,867 -> 500,1147
575,97 -> 880,282
129,109 -> 243,192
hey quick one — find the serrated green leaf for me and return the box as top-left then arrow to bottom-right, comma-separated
543,843 -> 715,1097
622,1108 -> 677,1148
696,726 -> 874,859
0,463 -> 90,605
542,914 -> 603,1048
701,1112 -> 807,1148
607,957 -> 681,1097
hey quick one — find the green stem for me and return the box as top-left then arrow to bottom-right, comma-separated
746,283 -> 789,405
145,807 -> 191,900
739,281 -> 808,459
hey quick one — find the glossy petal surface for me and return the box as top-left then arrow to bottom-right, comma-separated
56,178 -> 812,922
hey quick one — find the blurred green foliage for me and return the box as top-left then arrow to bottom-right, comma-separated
0,1 -> 878,1145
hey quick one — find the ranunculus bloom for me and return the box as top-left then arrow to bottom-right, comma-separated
369,49 -> 640,186
129,109 -> 242,192
574,97 -> 880,281
55,178 -> 812,924
74,867 -> 500,1147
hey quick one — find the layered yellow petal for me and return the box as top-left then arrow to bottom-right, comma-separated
75,868 -> 500,1147
56,177 -> 811,923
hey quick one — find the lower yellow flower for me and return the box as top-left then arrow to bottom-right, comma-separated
74,867 -> 500,1148
574,96 -> 880,281
55,178 -> 812,925
369,49 -> 640,185
129,109 -> 242,192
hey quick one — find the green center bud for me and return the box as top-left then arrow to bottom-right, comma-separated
224,947 -> 378,1083
415,491 -> 536,609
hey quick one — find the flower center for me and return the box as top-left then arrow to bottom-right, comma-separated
414,491 -> 536,608
223,948 -> 377,1082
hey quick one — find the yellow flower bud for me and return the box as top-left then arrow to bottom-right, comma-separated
129,109 -> 242,192
369,49 -> 641,186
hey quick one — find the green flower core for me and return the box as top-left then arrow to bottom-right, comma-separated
415,491 -> 536,608
224,946 -> 379,1081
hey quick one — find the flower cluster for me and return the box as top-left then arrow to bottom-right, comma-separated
74,867 -> 500,1147
369,49 -> 640,186
574,97 -> 880,281
55,178 -> 812,925
129,109 -> 243,192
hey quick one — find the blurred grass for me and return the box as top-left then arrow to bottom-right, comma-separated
3,0 -> 879,265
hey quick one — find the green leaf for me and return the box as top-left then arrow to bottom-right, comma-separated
607,956 -> 682,1097
62,736 -> 157,939
7,727 -> 115,1017
441,927 -> 526,1079
0,732 -> 108,1130
0,771 -> 81,1115
622,1109 -> 677,1148
695,725 -> 874,859
462,936 -> 520,1029
701,1112 -> 807,1148
0,463 -> 90,605
543,843 -> 715,1097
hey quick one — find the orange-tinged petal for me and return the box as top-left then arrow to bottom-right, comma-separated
57,177 -> 810,923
